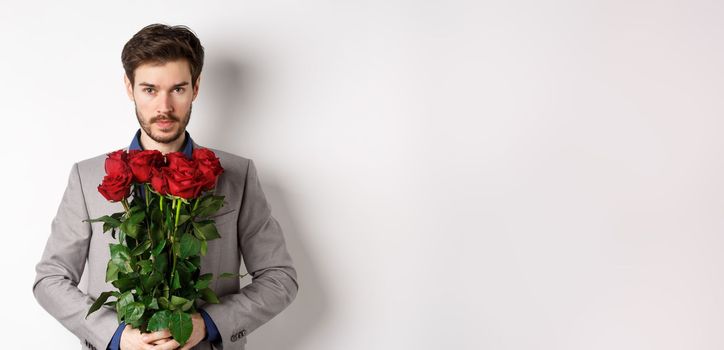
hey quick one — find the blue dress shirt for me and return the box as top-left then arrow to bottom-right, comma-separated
108,129 -> 220,349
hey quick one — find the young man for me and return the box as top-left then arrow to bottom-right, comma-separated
33,24 -> 298,350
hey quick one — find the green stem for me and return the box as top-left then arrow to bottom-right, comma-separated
120,198 -> 131,245
144,183 -> 150,207
142,184 -> 153,262
121,198 -> 130,213
169,198 -> 182,293
160,194 -> 168,300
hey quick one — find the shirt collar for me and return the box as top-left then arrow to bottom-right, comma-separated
128,128 -> 194,158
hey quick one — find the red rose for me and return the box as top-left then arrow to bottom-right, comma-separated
150,167 -> 170,195
162,153 -> 204,199
98,150 -> 133,202
98,172 -> 133,202
166,166 -> 206,199
128,150 -> 164,183
166,152 -> 195,171
107,149 -> 127,161
105,150 -> 130,175
193,148 -> 224,191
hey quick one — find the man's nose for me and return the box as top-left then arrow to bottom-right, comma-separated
157,92 -> 173,114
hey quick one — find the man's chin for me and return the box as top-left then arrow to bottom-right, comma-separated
149,130 -> 183,144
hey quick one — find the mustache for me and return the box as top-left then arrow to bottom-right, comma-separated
151,115 -> 179,123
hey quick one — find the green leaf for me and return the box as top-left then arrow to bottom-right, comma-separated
176,260 -> 191,286
147,297 -> 159,310
178,233 -> 201,259
131,240 -> 152,256
152,239 -> 166,256
147,310 -> 172,332
193,195 -> 226,217
137,260 -> 153,275
115,291 -> 134,323
182,299 -> 193,311
200,240 -> 207,256
176,214 -> 191,227
192,220 -> 221,241
157,297 -> 170,310
129,203 -> 144,214
109,244 -> 133,273
105,260 -> 120,282
120,210 -> 146,239
183,260 -> 198,272
151,224 -> 164,243
141,271 -> 163,291
171,270 -> 181,289
86,291 -> 114,319
141,295 -> 159,310
219,272 -> 247,279
170,295 -> 189,307
154,252 -> 168,273
125,302 -> 145,324
83,215 -> 122,228
200,288 -> 220,304
194,273 -> 213,290
189,256 -> 201,268
112,277 -> 137,293
169,311 -> 193,346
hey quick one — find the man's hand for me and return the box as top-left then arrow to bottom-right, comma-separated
120,324 -> 173,350
141,312 -> 207,350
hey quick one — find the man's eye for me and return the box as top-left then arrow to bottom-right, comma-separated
174,87 -> 185,93
143,88 -> 155,94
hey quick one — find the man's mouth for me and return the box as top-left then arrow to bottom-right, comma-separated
155,119 -> 175,127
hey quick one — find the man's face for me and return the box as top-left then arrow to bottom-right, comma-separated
124,59 -> 199,144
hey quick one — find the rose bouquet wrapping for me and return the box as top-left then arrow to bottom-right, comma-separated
83,148 -> 237,346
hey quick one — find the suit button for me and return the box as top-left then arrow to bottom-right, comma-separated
241,329 -> 247,337
231,333 -> 238,342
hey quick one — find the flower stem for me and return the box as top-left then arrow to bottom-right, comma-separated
169,198 -> 181,293
121,198 -> 130,213
142,184 -> 153,262
174,198 -> 182,228
144,183 -> 150,208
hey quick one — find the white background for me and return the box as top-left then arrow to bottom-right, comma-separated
2,0 -> 724,349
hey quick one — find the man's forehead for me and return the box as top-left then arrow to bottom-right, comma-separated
133,59 -> 192,85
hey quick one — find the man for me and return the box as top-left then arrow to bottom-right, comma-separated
33,24 -> 298,350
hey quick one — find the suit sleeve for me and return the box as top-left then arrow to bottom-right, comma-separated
33,163 -> 119,350
203,159 -> 299,348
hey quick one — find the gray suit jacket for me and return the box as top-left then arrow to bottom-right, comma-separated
33,142 -> 299,350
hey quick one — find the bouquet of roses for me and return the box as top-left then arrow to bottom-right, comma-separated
83,148 -> 232,346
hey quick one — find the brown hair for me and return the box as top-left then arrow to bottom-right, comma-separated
121,23 -> 204,88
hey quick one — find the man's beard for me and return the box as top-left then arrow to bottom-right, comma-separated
135,103 -> 192,144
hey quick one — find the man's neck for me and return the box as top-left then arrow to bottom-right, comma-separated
139,131 -> 186,155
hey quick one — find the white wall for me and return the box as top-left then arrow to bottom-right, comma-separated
2,0 -> 724,349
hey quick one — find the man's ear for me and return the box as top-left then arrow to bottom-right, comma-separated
192,74 -> 201,101
123,74 -> 134,101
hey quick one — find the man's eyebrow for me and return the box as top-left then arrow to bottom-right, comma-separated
137,82 -> 189,88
